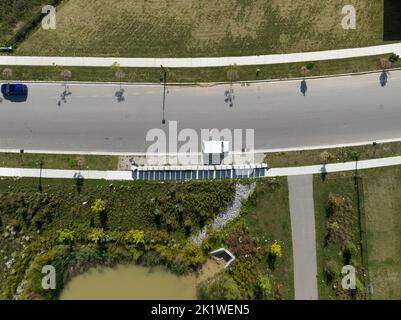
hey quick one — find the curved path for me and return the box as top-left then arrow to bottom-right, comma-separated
0,70 -> 401,153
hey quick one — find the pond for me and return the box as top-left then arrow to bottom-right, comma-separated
60,259 -> 224,300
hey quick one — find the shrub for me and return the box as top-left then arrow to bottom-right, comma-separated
225,225 -> 258,258
256,274 -> 273,300
324,260 -> 339,283
124,230 -> 145,246
87,228 -> 106,245
197,273 -> 242,300
57,229 -> 75,245
389,53 -> 399,64
91,199 -> 106,214
269,241 -> 282,258
343,241 -> 358,264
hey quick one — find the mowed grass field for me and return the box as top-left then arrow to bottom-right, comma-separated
15,0 -> 385,57
362,166 -> 401,299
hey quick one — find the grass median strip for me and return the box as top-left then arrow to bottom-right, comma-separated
0,152 -> 119,171
265,140 -> 401,168
1,54 -> 400,84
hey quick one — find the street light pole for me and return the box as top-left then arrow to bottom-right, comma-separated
160,65 -> 167,125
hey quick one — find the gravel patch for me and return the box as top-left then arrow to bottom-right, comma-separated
192,182 -> 256,245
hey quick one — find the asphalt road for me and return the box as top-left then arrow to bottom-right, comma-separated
0,70 -> 401,153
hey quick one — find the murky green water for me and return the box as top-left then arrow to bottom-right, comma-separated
60,260 -> 224,300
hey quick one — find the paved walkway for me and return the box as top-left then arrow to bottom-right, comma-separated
1,43 -> 400,68
2,155 -> 401,180
288,175 -> 318,300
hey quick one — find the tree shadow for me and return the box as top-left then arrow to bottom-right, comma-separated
224,87 -> 235,107
267,253 -> 276,271
99,211 -> 108,230
73,172 -> 84,195
115,88 -> 125,102
300,79 -> 308,96
379,71 -> 388,87
58,86 -> 72,106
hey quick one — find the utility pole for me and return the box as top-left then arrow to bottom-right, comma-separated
160,65 -> 167,125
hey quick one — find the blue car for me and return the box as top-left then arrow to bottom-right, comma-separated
1,83 -> 28,96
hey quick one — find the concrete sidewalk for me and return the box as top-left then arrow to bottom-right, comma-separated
1,43 -> 400,68
288,175 -> 318,300
2,155 -> 401,180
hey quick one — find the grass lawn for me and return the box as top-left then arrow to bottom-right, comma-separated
12,0 -> 385,57
361,166 -> 401,299
0,152 -> 118,170
266,139 -> 401,168
2,54 -> 400,84
314,172 -> 366,299
240,178 -> 294,299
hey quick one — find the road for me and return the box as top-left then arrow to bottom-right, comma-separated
288,175 -> 318,300
0,70 -> 401,153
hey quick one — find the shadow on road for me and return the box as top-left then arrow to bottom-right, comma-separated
115,88 -> 125,102
379,71 -> 388,87
224,87 -> 235,107
300,79 -> 308,96
58,85 -> 72,106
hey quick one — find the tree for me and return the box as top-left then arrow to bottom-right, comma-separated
124,229 -> 145,245
269,240 -> 282,258
301,62 -> 314,77
2,68 -> 13,82
91,199 -> 106,214
319,151 -> 335,164
88,228 -> 106,244
380,58 -> 391,70
57,229 -> 75,245
226,64 -> 239,82
61,69 -> 72,92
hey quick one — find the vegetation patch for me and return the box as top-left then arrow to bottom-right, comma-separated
314,172 -> 366,299
361,166 -> 401,299
197,178 -> 293,300
2,55 -> 400,84
0,177 -> 236,299
265,139 -> 401,168
0,152 -> 118,170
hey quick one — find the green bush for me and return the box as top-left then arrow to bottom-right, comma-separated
197,273 -> 242,300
